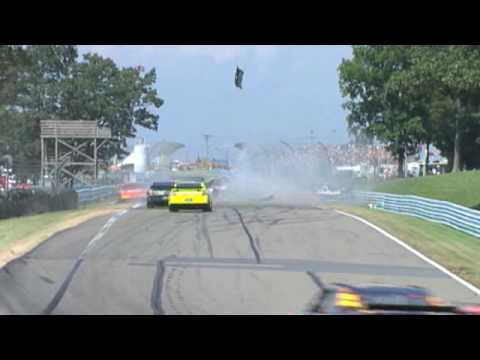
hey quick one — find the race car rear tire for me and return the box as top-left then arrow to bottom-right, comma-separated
203,204 -> 212,212
169,206 -> 178,212
147,202 -> 154,209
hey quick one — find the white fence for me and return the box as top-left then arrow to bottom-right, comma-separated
76,185 -> 118,205
356,192 -> 480,238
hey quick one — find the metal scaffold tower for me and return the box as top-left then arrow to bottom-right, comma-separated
40,120 -> 112,188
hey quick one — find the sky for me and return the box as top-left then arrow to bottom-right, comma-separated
78,45 -> 353,161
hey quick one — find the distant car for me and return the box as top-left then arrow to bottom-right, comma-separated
316,184 -> 342,196
146,181 -> 175,208
168,181 -> 212,212
303,283 -> 459,315
119,183 -> 148,201
173,176 -> 205,183
207,177 -> 228,196
15,183 -> 33,190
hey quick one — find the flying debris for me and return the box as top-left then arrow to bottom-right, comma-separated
234,142 -> 248,150
235,66 -> 244,89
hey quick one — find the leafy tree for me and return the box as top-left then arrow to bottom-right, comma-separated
408,45 -> 480,172
385,48 -> 449,175
0,45 -> 32,103
339,45 -> 424,177
0,45 -> 34,171
61,53 -> 164,161
340,45 -> 480,175
17,45 -> 78,116
1,46 -> 78,162
0,45 -> 165,184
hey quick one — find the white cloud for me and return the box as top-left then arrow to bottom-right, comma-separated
253,45 -> 279,61
176,45 -> 247,63
177,45 -> 279,63
79,45 -> 279,64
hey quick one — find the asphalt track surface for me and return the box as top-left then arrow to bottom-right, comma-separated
1,198 -> 479,314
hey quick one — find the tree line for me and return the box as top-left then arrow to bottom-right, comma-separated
338,45 -> 480,177
0,45 -> 164,179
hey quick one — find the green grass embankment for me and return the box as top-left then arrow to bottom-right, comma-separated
359,170 -> 480,209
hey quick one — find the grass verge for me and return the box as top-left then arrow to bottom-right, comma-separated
0,200 -> 130,267
361,170 -> 480,209
335,205 -> 480,289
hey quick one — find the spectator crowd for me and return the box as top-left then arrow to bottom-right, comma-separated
234,142 -> 400,181
326,144 -> 396,168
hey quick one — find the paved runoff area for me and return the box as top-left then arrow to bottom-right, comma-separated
1,198 -> 479,314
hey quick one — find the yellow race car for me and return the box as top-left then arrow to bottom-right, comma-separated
168,181 -> 212,212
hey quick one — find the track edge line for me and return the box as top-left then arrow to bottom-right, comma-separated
334,209 -> 480,297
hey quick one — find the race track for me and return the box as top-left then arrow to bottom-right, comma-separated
1,201 -> 478,314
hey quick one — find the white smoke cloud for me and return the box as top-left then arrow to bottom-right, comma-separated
176,45 -> 247,63
218,142 -> 337,207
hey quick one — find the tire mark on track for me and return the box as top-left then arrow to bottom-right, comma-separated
164,268 -> 181,314
268,219 -> 282,226
42,209 -> 128,315
164,267 -> 192,315
200,214 -> 214,258
150,260 -> 165,315
193,215 -> 202,256
255,236 -> 262,254
43,259 -> 83,314
174,268 -> 193,315
306,271 -> 324,289
232,208 -> 261,264
148,215 -> 196,257
39,275 -> 55,285
3,267 -> 12,276
222,210 -> 236,225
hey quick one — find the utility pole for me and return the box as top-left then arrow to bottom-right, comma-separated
203,134 -> 213,163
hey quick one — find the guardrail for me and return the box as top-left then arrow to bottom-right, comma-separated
76,185 -> 118,205
356,192 -> 480,238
